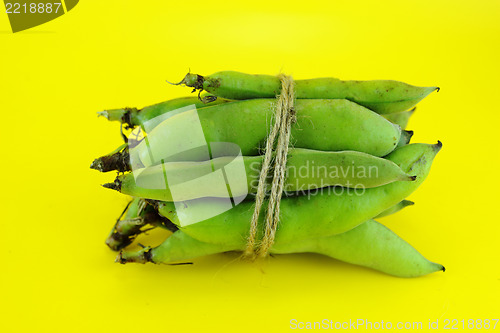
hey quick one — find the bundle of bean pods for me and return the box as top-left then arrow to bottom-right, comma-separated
92,71 -> 444,278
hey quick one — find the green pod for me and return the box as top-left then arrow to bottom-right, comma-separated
383,108 -> 415,129
271,220 -> 444,278
374,200 -> 414,218
108,148 -> 415,201
92,107 -> 410,174
130,99 -> 402,168
99,96 -> 232,128
157,143 -> 441,247
179,71 -> 438,114
93,125 -> 408,175
118,220 -> 444,278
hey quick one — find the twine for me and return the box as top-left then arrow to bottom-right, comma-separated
243,74 -> 296,258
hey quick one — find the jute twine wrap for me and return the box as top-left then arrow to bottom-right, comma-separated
243,74 -> 296,258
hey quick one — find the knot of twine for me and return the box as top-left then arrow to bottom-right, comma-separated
243,74 -> 296,258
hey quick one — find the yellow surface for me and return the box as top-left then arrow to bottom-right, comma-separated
1,1 -> 499,332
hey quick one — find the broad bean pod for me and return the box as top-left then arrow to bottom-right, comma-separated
157,143 -> 441,247
107,148 -> 415,201
99,96 -> 232,128
130,99 -> 402,167
178,71 -> 438,114
118,220 -> 443,278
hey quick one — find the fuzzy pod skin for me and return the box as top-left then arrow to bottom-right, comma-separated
383,108 -> 415,129
129,99 -> 402,168
180,71 -> 438,114
110,148 -> 415,201
374,200 -> 414,218
99,96 -> 232,128
119,220 -> 444,278
157,143 -> 441,247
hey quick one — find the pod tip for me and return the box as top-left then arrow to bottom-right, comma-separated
102,179 -> 122,191
168,73 -> 204,89
97,111 -> 109,119
435,87 -> 441,92
403,200 -> 415,206
106,233 -> 131,252
90,150 -> 131,173
102,182 -> 117,190
434,140 -> 443,151
98,108 -> 135,122
409,175 -> 417,181
441,265 -> 446,272
90,159 -> 103,171
116,247 -> 153,264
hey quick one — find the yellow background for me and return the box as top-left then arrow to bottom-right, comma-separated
1,1 -> 499,332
